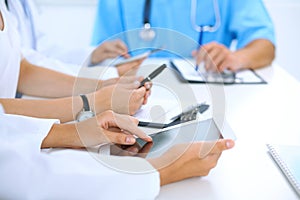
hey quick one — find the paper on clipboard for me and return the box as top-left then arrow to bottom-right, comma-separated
171,59 -> 266,84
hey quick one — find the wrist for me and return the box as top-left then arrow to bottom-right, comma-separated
86,91 -> 107,115
42,123 -> 79,148
232,50 -> 252,70
148,158 -> 171,186
76,94 -> 95,122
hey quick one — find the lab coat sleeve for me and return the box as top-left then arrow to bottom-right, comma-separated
229,0 -> 276,49
22,48 -> 82,76
28,0 -> 95,66
0,113 -> 59,153
0,114 -> 160,200
36,44 -> 95,66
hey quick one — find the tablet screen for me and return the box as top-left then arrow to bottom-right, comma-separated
109,118 -> 235,159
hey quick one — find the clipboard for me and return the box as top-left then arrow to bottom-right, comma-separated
170,59 -> 267,85
138,103 -> 209,129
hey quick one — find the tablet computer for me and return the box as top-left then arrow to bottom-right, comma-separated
109,118 -> 236,159
113,48 -> 162,66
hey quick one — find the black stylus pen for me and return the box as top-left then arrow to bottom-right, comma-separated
139,64 -> 167,87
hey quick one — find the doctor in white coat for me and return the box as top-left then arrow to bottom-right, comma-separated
0,2 -> 235,199
5,0 -> 130,75
0,106 -> 161,199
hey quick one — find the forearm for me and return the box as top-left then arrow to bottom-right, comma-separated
18,59 -> 104,98
234,39 -> 275,70
0,96 -> 83,123
41,123 -> 80,148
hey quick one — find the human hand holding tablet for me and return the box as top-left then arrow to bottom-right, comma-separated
109,118 -> 236,159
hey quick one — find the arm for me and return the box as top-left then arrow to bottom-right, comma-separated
4,58 -> 150,122
194,39 -> 275,72
42,110 -> 152,148
148,139 -> 235,186
0,111 -> 157,199
17,58 -> 103,98
0,82 -> 150,123
91,40 -> 130,65
0,96 -> 82,123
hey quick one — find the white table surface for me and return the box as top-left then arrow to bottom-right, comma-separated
76,60 -> 300,199
160,63 -> 300,200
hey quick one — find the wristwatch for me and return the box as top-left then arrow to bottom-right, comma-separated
76,94 -> 95,122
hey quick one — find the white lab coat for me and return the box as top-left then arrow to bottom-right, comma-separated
0,0 -> 21,98
6,0 -> 93,75
0,3 -> 160,199
0,107 -> 160,199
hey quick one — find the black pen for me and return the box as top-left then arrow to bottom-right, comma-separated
139,64 -> 167,87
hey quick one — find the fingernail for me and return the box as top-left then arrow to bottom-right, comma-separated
145,83 -> 151,89
226,140 -> 234,149
126,137 -> 136,144
134,80 -> 140,86
146,136 -> 153,141
131,147 -> 139,153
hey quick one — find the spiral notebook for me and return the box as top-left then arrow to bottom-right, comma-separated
267,144 -> 300,197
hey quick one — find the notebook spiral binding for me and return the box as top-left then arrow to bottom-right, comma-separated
267,144 -> 300,196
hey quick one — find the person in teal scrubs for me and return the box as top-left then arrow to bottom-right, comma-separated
91,0 -> 275,72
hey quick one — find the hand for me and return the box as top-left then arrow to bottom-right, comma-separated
110,142 -> 153,157
42,110 -> 152,148
192,42 -> 247,72
75,110 -> 152,147
91,39 -> 130,65
116,58 -> 145,77
148,139 -> 235,186
88,79 -> 152,115
101,76 -> 144,88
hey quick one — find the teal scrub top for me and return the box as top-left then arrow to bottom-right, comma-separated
91,0 -> 275,58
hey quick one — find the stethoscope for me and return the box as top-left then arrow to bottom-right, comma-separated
139,0 -> 221,45
191,0 -> 221,46
139,0 -> 156,41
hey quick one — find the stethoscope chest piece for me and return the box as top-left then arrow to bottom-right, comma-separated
139,23 -> 156,41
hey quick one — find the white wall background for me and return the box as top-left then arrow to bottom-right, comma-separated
35,0 -> 300,81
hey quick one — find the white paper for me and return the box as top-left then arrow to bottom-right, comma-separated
171,59 -> 264,84
134,85 -> 182,124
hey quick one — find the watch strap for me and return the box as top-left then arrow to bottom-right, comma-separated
79,94 -> 90,111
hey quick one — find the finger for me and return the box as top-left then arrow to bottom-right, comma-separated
205,47 -> 223,71
209,139 -> 235,154
114,40 -> 128,53
103,129 -> 136,145
110,144 -> 131,155
117,145 -> 140,156
104,52 -> 122,59
117,81 -> 141,89
138,142 -> 153,156
118,76 -> 139,84
202,43 -> 219,71
204,57 -> 216,72
131,96 -> 145,114
143,90 -> 151,105
218,58 -> 234,72
195,48 -> 206,65
143,82 -> 152,90
114,113 -> 152,142
197,139 -> 234,158
135,87 -> 147,99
